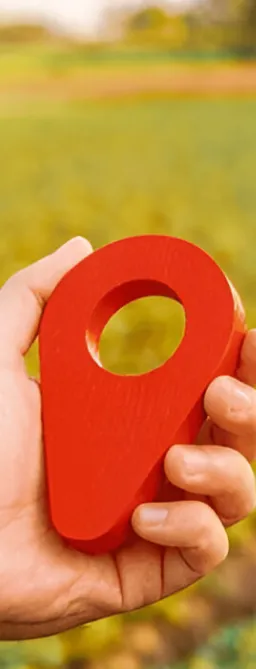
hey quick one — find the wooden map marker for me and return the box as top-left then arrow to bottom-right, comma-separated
39,236 -> 246,554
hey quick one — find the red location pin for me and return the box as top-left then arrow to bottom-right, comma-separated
39,236 -> 246,555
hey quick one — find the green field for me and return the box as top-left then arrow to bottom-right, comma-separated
1,80 -> 256,668
1,97 -> 256,372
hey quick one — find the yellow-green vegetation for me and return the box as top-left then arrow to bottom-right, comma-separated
0,0 -> 255,54
0,53 -> 256,668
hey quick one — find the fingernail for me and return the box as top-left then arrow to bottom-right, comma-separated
138,505 -> 168,526
224,378 -> 252,412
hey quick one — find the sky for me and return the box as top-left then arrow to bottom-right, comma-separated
0,0 -> 194,35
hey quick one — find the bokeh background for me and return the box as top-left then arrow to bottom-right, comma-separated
0,1 -> 256,667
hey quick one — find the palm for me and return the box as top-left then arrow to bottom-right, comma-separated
0,363 -> 221,640
0,370 -> 120,632
0,367 -> 164,631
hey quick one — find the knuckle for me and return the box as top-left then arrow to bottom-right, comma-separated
189,503 -> 229,573
195,505 -> 228,557
229,495 -> 256,526
226,447 -> 252,479
2,272 -> 26,295
2,274 -> 18,292
235,455 -> 256,499
194,503 -> 216,543
217,454 -> 256,525
241,458 -> 256,488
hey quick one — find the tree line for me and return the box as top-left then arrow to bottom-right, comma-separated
0,1 -> 255,57
124,1 -> 256,56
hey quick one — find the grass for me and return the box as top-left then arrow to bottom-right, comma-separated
1,95 -> 256,375
0,43 -> 244,80
0,79 -> 256,667
0,44 -> 255,102
0,43 -> 214,84
1,96 -> 256,293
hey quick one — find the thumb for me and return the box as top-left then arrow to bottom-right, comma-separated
0,237 -> 92,363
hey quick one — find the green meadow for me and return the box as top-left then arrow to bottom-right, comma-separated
0,44 -> 256,668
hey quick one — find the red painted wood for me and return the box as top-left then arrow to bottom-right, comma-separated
39,236 -> 246,555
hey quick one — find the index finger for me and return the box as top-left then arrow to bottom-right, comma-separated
0,238 -> 92,366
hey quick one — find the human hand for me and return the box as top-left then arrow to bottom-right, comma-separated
0,238 -> 255,640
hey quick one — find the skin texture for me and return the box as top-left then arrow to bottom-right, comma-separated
0,237 -> 255,641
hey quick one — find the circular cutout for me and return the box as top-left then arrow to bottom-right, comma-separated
99,296 -> 185,375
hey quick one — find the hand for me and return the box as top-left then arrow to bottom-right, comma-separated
0,238 -> 255,641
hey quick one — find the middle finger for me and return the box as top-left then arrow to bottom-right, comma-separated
165,444 -> 256,527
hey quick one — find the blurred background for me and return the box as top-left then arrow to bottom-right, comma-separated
0,0 -> 256,667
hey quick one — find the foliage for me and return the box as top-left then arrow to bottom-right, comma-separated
128,7 -> 169,32
0,23 -> 51,44
0,636 -> 63,667
124,6 -> 193,50
0,1 -> 256,58
120,0 -> 256,55
203,0 -> 256,53
175,617 -> 256,668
